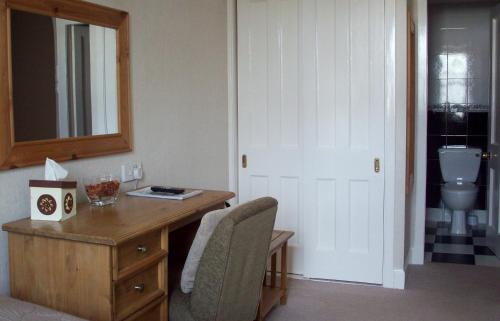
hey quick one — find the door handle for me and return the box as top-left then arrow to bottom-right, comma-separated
242,154 -> 247,168
374,158 -> 380,173
482,152 -> 496,160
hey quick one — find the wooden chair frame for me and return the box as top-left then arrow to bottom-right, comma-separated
0,0 -> 132,170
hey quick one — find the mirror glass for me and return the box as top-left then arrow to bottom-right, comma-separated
10,9 -> 119,142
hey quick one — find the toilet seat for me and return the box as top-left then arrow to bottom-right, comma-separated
441,182 -> 478,196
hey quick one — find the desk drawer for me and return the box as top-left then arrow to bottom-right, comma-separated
123,297 -> 165,321
115,264 -> 164,320
117,230 -> 162,273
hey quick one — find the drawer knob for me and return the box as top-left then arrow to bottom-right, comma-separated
137,245 -> 148,253
134,283 -> 145,292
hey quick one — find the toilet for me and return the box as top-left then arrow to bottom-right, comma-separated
438,146 -> 482,235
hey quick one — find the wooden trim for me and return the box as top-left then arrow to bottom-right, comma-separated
0,0 -> 132,170
406,12 -> 416,195
160,227 -> 168,321
6,0 -> 127,28
29,179 -> 77,188
167,202 -> 226,232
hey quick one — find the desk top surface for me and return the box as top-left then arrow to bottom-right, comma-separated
2,189 -> 234,246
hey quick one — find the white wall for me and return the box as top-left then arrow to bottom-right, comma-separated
407,0 -> 428,265
405,0 -> 424,266
0,0 -> 229,295
384,0 -> 409,289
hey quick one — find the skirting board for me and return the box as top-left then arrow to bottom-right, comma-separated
392,269 -> 406,290
426,207 -> 487,225
407,245 -> 424,265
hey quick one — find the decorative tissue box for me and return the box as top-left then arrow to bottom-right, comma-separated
30,180 -> 77,221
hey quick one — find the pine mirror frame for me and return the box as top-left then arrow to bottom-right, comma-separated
0,0 -> 132,170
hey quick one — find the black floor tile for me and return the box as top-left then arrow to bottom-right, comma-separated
474,246 -> 495,256
432,253 -> 475,265
425,227 -> 437,235
425,243 -> 434,252
435,235 -> 473,245
472,229 -> 486,237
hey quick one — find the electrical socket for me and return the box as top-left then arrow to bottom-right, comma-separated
121,162 -> 142,183
133,163 -> 143,180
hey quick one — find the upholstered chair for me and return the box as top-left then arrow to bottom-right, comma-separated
170,197 -> 278,321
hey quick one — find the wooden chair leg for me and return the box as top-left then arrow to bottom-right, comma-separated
280,242 -> 288,305
271,253 -> 277,288
263,268 -> 267,286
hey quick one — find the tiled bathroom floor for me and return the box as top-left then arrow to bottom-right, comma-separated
424,221 -> 500,267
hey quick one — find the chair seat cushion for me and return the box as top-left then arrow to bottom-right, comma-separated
169,289 -> 195,321
0,296 -> 87,321
181,207 -> 232,293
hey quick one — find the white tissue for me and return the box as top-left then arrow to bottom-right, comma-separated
44,158 -> 68,181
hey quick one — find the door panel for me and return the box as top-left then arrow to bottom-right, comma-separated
238,0 -> 303,272
238,0 -> 385,283
301,0 -> 385,283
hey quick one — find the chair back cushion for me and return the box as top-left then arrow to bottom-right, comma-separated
190,197 -> 278,321
181,207 -> 232,293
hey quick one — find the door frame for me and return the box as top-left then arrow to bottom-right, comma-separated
226,0 -> 408,289
405,0 -> 428,267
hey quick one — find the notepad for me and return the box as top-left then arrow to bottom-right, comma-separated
126,186 -> 203,200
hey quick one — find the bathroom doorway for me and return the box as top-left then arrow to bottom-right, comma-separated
424,0 -> 500,267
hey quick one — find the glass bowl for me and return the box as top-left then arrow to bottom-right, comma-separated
84,175 -> 120,206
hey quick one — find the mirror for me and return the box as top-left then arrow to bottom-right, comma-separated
11,10 -> 118,142
0,0 -> 132,170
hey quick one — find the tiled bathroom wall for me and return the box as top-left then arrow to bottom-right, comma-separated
427,3 -> 494,210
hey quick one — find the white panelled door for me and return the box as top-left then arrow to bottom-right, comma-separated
237,0 -> 385,283
301,0 -> 385,284
237,0 -> 303,273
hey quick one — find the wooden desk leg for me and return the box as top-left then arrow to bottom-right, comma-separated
271,253 -> 277,288
256,305 -> 264,321
280,242 -> 288,305
161,228 -> 169,321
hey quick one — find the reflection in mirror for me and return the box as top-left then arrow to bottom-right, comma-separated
10,9 -> 118,142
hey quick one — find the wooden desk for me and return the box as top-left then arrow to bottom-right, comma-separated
2,189 -> 234,321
